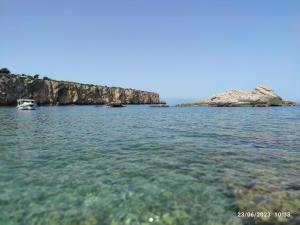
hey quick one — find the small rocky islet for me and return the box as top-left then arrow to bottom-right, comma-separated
177,86 -> 296,107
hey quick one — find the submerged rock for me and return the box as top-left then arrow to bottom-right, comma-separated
285,183 -> 300,191
177,86 -> 295,107
0,73 -> 161,105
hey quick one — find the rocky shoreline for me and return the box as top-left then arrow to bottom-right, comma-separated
0,72 -> 161,106
0,69 -> 296,108
177,86 -> 296,107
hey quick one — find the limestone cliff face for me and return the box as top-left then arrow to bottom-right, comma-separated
0,73 -> 160,105
177,86 -> 295,107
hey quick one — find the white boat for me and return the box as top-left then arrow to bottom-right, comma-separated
16,99 -> 37,110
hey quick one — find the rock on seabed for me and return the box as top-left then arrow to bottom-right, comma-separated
177,86 -> 295,107
0,73 -> 161,105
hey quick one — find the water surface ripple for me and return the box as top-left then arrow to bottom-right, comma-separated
0,106 -> 300,225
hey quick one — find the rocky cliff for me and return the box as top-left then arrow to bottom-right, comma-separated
177,86 -> 295,107
0,73 -> 161,105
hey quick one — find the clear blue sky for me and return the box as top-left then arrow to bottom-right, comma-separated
1,0 -> 299,101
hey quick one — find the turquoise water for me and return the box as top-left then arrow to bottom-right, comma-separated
0,106 -> 300,225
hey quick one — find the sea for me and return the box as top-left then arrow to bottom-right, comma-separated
0,105 -> 299,225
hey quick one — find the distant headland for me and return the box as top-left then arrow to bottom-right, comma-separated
177,86 -> 296,107
0,68 -> 161,105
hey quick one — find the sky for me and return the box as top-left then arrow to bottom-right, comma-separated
1,0 -> 299,101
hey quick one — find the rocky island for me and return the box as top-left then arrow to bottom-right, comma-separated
0,68 -> 161,106
177,86 -> 295,107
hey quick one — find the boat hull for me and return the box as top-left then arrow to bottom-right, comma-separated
16,103 -> 36,110
17,105 -> 36,110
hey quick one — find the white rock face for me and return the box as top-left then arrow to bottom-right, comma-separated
204,86 -> 293,106
177,86 -> 295,107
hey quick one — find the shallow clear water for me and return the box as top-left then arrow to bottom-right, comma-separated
0,106 -> 300,225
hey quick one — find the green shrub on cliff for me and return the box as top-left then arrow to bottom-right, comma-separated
43,76 -> 50,80
0,68 -> 10,74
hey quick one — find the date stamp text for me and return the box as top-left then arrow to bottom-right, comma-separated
237,211 -> 291,218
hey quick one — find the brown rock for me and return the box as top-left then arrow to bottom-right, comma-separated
0,73 -> 160,105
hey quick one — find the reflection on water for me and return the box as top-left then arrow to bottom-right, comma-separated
0,106 -> 300,224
